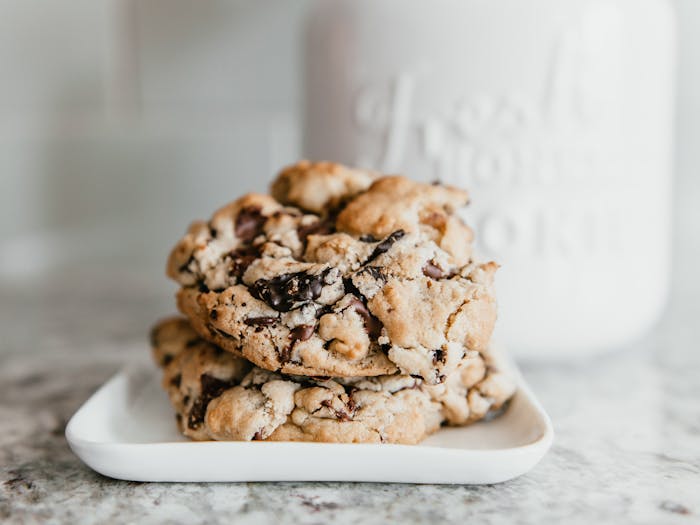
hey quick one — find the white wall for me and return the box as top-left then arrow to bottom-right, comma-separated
0,0 -> 697,284
675,0 -> 700,293
0,0 -> 308,272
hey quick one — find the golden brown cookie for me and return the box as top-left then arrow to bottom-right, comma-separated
151,317 -> 516,444
167,161 -> 496,384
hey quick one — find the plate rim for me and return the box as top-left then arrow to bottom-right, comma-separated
66,356 -> 554,483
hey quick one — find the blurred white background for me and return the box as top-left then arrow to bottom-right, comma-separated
0,0 -> 697,300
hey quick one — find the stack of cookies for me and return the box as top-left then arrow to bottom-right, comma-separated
151,161 -> 516,444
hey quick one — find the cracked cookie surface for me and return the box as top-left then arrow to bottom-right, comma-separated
151,317 -> 516,444
167,161 -> 497,383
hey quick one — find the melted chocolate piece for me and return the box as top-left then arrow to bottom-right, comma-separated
320,398 -> 354,421
209,309 -> 218,320
251,270 -> 328,312
359,266 -> 385,285
298,219 -> 334,245
348,297 -> 383,339
366,230 -> 406,262
177,255 -> 195,274
422,262 -> 444,279
290,324 -> 314,343
432,349 -> 445,365
279,324 -> 314,364
244,316 -> 277,327
252,431 -> 263,441
235,206 -> 266,243
230,245 -> 259,279
279,346 -> 293,364
198,282 -> 210,293
188,374 -> 237,430
343,277 -> 362,298
359,234 -> 378,243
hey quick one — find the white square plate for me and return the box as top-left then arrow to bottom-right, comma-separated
66,349 -> 553,484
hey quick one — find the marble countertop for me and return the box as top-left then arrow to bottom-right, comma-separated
0,261 -> 698,525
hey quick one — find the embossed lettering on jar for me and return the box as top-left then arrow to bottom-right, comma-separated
305,0 -> 675,358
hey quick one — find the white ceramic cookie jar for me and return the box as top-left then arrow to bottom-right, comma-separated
304,0 -> 675,360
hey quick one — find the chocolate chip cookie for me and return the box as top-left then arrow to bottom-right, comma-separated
167,161 -> 497,384
151,317 -> 516,444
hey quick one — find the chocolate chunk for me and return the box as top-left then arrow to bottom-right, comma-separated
279,346 -> 292,364
198,282 -> 210,293
161,354 -> 174,366
209,309 -> 218,320
188,374 -> 237,430
422,262 -> 444,279
343,277 -> 362,298
366,230 -> 406,262
244,316 -> 277,327
298,219 -> 334,244
335,410 -> 351,422
290,324 -> 314,343
432,349 -> 445,365
360,266 -> 385,284
252,431 -> 263,441
346,396 -> 357,412
235,206 -> 266,243
279,325 -> 315,364
177,255 -> 195,274
359,234 -> 378,243
348,297 -> 383,339
230,245 -> 259,278
321,398 -> 354,421
251,270 -> 329,312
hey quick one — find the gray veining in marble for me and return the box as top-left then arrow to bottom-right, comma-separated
1,261 -> 698,525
